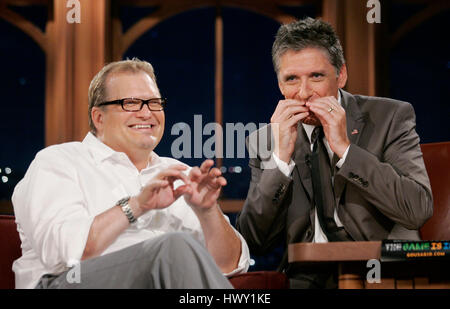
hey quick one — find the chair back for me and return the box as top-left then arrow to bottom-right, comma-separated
419,142 -> 450,240
0,215 -> 21,289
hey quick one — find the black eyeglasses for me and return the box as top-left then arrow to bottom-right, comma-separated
97,98 -> 167,112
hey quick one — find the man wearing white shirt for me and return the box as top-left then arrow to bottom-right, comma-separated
12,58 -> 250,289
236,18 -> 432,288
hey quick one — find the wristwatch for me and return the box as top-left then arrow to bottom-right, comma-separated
117,196 -> 137,224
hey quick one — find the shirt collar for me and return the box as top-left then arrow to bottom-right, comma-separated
82,132 -> 116,164
82,132 -> 158,168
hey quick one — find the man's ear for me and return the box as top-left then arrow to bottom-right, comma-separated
337,64 -> 348,89
91,107 -> 105,135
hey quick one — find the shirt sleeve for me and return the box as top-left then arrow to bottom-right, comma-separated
12,148 -> 94,271
272,152 -> 296,177
335,144 -> 351,169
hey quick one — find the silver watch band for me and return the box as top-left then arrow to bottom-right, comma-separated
117,197 -> 137,224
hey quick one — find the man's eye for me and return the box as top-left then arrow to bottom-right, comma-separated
312,73 -> 324,79
124,99 -> 141,105
285,75 -> 296,81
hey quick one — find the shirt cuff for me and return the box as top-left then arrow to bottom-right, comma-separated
335,144 -> 351,169
272,153 -> 295,177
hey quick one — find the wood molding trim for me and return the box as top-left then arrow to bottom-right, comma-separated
390,1 -> 450,48
0,4 -> 48,52
114,0 -> 301,60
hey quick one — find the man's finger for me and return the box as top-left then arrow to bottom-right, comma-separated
208,167 -> 222,177
188,166 -> 202,181
156,168 -> 190,184
202,168 -> 222,185
284,111 -> 309,128
272,100 -> 306,121
199,159 -> 214,173
278,105 -> 310,122
307,98 -> 340,119
307,97 -> 342,115
149,179 -> 169,189
217,176 -> 227,187
141,179 -> 169,198
165,164 -> 188,171
174,184 -> 191,199
205,176 -> 227,191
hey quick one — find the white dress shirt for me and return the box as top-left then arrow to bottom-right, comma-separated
12,132 -> 250,289
272,92 -> 349,243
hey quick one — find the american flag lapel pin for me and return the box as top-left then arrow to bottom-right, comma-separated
351,129 -> 359,135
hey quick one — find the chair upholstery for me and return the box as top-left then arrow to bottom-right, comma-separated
229,270 -> 289,289
0,214 -> 288,289
419,142 -> 450,240
0,215 -> 21,289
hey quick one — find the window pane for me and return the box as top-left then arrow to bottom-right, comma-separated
221,7 -> 281,199
389,9 -> 450,143
0,19 -> 45,209
123,8 -> 216,168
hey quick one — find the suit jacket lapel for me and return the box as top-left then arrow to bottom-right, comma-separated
293,123 -> 314,200
342,90 -> 365,146
334,89 -> 366,201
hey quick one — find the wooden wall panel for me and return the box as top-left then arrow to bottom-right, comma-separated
321,0 -> 378,97
343,0 -> 375,96
45,0 -> 74,146
45,0 -> 108,146
72,0 -> 108,142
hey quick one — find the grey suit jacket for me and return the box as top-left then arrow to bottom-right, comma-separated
236,90 -> 433,259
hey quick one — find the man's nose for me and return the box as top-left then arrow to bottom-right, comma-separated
296,81 -> 312,101
136,103 -> 153,118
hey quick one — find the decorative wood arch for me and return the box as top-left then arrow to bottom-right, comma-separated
0,2 -> 48,52
4,0 -> 442,146
111,0 -> 307,169
390,1 -> 450,48
112,0 -> 307,60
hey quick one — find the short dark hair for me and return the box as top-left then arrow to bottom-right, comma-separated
272,17 -> 345,77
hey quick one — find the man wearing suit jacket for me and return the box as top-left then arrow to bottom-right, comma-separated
236,17 -> 433,288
